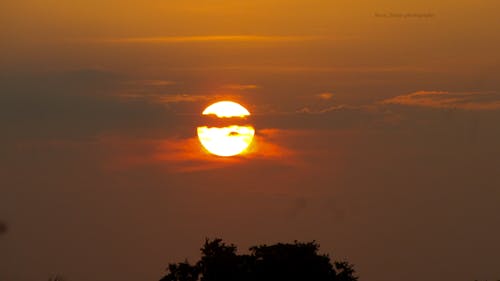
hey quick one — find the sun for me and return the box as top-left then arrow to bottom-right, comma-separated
197,101 -> 255,157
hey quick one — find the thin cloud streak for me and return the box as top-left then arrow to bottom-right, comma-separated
296,105 -> 354,114
124,80 -> 176,86
221,84 -> 259,91
381,90 -> 500,110
87,35 -> 323,43
116,93 -> 211,104
156,65 -> 443,74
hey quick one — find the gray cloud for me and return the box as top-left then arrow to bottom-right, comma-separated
124,80 -> 176,86
381,90 -> 500,110
0,70 -> 176,139
117,93 -> 211,104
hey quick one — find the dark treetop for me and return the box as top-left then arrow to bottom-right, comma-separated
160,238 -> 358,281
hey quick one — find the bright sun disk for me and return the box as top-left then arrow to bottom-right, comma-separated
197,101 -> 255,157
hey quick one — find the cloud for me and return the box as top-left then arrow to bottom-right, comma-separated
125,80 -> 176,86
0,68 -> 121,96
381,91 -> 500,110
88,35 -> 321,44
296,104 -> 357,114
176,65 -> 439,74
0,69 -> 177,139
221,84 -> 259,91
117,93 -> 211,104
91,129 -> 297,173
316,92 -> 334,100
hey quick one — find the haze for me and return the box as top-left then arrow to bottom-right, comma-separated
1,1 -> 499,281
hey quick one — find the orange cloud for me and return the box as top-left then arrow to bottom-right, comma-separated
381,91 -> 500,110
93,129 -> 297,173
221,84 -> 259,91
90,35 -> 321,44
156,132 -> 297,172
316,92 -> 334,100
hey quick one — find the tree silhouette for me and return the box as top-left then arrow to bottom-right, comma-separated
160,239 -> 358,281
162,261 -> 199,281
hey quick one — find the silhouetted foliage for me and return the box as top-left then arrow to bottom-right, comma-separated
162,261 -> 199,281
160,238 -> 358,281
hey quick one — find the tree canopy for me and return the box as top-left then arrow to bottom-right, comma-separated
160,239 -> 358,281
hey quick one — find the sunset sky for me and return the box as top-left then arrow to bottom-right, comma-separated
1,1 -> 500,281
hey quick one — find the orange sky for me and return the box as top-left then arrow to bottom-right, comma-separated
1,1 -> 500,281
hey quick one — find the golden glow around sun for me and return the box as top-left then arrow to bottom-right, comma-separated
197,101 -> 255,157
